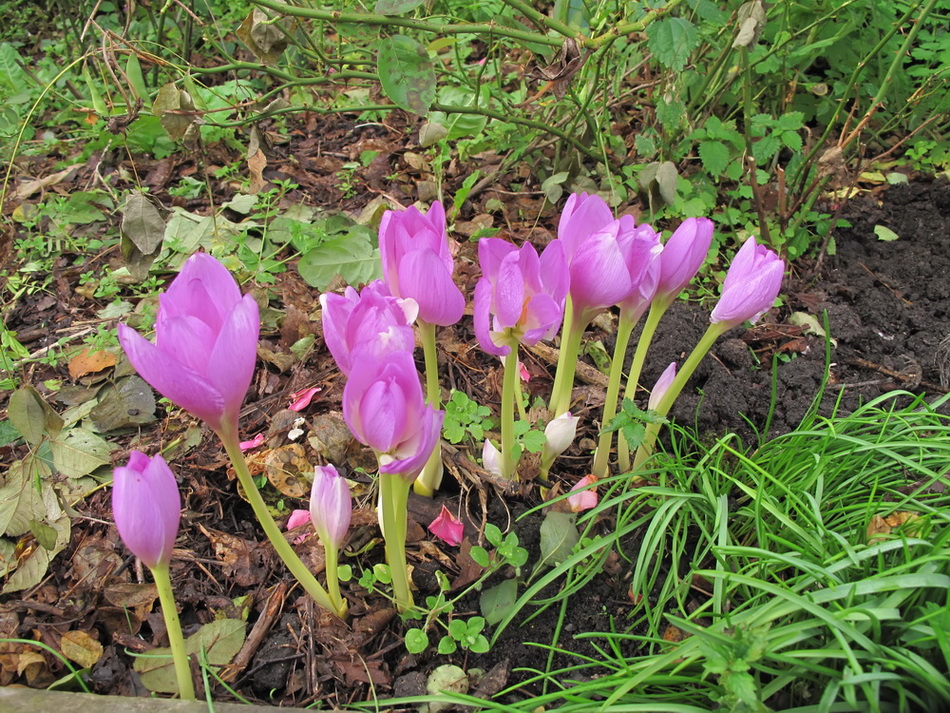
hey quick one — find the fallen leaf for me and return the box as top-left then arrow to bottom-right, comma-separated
15,164 -> 83,199
68,348 -> 117,381
264,443 -> 311,498
248,148 -> 268,194
867,511 -> 921,543
60,630 -> 103,668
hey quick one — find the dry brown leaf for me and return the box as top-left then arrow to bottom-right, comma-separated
15,164 -> 83,199
68,348 -> 117,380
248,148 -> 268,194
264,443 -> 311,498
867,511 -> 920,543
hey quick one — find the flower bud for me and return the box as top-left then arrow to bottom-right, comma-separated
112,452 -> 181,569
648,363 -> 677,411
309,465 -> 352,549
544,412 -> 579,457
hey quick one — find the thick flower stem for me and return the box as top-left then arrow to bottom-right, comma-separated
323,543 -> 345,615
219,425 -> 344,618
379,473 -> 414,612
415,320 -> 444,496
616,300 -> 669,472
548,300 -> 586,418
591,313 -> 636,478
151,564 -> 195,701
500,348 -> 520,479
633,322 -> 727,469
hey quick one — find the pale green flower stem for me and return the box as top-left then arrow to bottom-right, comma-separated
500,348 -> 520,479
591,312 -> 637,478
616,299 -> 670,472
323,540 -> 345,615
542,299 -> 587,478
414,320 -> 444,497
379,471 -> 414,612
151,564 -> 195,701
633,322 -> 727,469
219,423 -> 346,618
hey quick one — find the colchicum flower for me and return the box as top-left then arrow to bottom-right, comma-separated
474,238 -> 568,356
653,217 -> 715,305
482,439 -> 503,477
118,252 -> 260,434
320,279 -> 418,375
342,350 -> 444,480
648,363 -> 677,411
379,202 -> 465,327
544,412 -> 579,459
429,505 -> 464,546
112,452 -> 181,569
309,465 -> 352,549
710,236 -> 785,328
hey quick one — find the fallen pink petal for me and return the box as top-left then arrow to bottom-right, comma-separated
567,475 -> 599,513
428,505 -> 464,546
239,433 -> 266,451
288,386 -> 322,411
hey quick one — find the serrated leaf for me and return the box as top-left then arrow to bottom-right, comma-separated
375,0 -> 425,13
377,35 -> 436,115
874,225 -> 899,242
780,131 -> 803,152
538,510 -> 580,567
121,193 -> 165,255
699,140 -> 731,176
647,18 -> 699,72
8,386 -> 63,445
776,111 -> 805,131
135,619 -> 246,694
50,428 -> 114,478
751,134 -> 781,164
297,232 -> 381,289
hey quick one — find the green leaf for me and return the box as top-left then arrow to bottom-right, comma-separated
298,231 -> 381,289
437,635 -> 457,654
479,578 -> 518,626
135,619 -> 246,695
121,193 -> 165,255
469,545 -> 490,568
538,511 -> 580,567
50,428 -> 113,478
776,111 -> 805,131
751,133 -> 781,164
780,131 -> 803,152
647,18 -> 699,72
404,628 -> 429,653
377,35 -> 436,115
0,42 -> 28,92
375,0 -> 425,13
699,140 -> 731,176
874,225 -> 899,242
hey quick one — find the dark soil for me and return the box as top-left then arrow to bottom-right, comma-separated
2,109 -> 949,708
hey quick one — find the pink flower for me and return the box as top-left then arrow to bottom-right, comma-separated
567,474 -> 598,513
112,452 -> 181,569
118,253 -> 260,433
648,363 -> 677,411
342,351 -> 443,480
654,218 -> 714,304
320,280 -> 418,376
482,439 -> 503,477
428,505 -> 464,546
556,194 -> 664,322
288,387 -> 321,412
378,202 -> 465,326
710,236 -> 785,327
474,238 -> 569,356
309,465 -> 352,549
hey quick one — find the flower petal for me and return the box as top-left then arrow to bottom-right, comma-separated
397,248 -> 465,326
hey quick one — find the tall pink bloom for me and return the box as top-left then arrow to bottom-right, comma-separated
654,218 -> 714,304
378,202 -> 465,326
711,236 -> 785,327
320,280 -> 418,375
309,465 -> 352,549
118,253 -> 259,433
342,351 -> 444,479
112,452 -> 181,569
556,194 -> 663,321
474,238 -> 569,356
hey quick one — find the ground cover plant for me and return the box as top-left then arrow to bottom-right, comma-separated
0,0 -> 949,711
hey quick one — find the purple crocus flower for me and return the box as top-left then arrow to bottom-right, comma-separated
112,452 -> 181,569
710,236 -> 785,327
320,280 -> 418,376
378,202 -> 465,326
473,238 -> 569,356
342,351 -> 444,479
654,217 -> 714,304
309,465 -> 352,549
118,253 -> 260,433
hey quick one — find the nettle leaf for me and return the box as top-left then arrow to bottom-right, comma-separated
781,131 -> 803,152
699,140 -> 731,176
375,0 -> 425,14
647,18 -> 699,72
377,35 -> 436,115
752,134 -> 782,164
